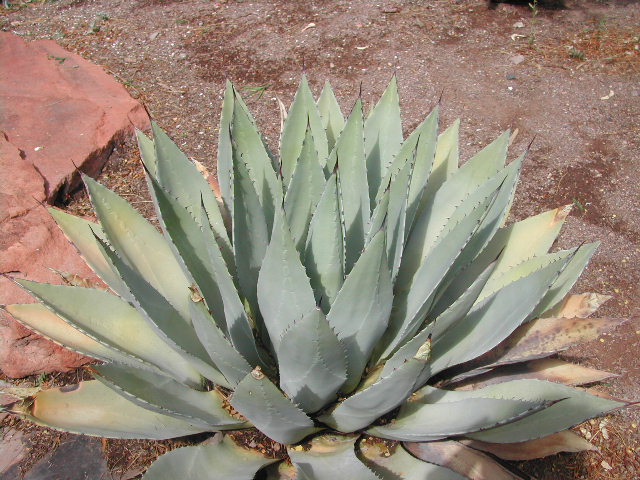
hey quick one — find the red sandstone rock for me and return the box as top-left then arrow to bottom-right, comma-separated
0,32 -> 149,377
0,32 -> 149,201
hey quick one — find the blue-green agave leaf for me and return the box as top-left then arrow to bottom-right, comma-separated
233,156 -> 269,316
385,146 -> 415,282
378,187 -> 498,361
15,280 -> 202,387
284,126 -> 326,251
430,254 -> 573,375
368,397 -> 550,442
421,119 -> 460,207
366,188 -> 389,246
143,435 -> 278,480
189,300 -> 252,387
83,175 -> 193,321
321,358 -> 429,433
364,76 -> 403,210
150,122 -> 232,268
217,81 -> 235,214
11,380 -> 206,440
278,309 -> 347,413
48,208 -> 128,296
327,230 -> 393,393
304,172 -> 345,312
199,207 -> 267,370
135,130 -> 157,178
231,94 -> 282,231
281,75 -> 329,182
257,207 -> 317,353
414,380 -> 628,443
531,242 -> 599,318
92,235 -> 224,385
381,258 -> 497,377
288,435 -> 380,480
4,303 -> 175,380
329,99 -> 369,273
432,205 -> 572,317
144,174 -> 227,329
230,370 -> 320,445
318,81 -> 345,151
92,363 -> 246,430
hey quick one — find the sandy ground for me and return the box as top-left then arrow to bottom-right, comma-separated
1,0 -> 639,478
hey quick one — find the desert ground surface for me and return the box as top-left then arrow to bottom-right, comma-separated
1,0 -> 639,478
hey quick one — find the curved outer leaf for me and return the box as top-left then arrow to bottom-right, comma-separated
217,81 -> 235,214
92,364 -> 246,430
189,300 -> 252,386
404,441 -> 523,480
530,242 -> 599,318
318,81 -> 344,151
460,430 -> 596,460
278,309 -> 347,413
4,303 -> 166,374
233,156 -> 269,316
83,176 -> 193,321
434,205 -> 571,314
284,126 -> 326,251
368,397 -> 548,442
288,435 -> 380,480
320,358 -> 429,433
364,76 -> 403,210
143,435 -> 279,480
454,358 -> 615,391
359,441 -> 465,480
304,172 -> 344,312
149,122 -> 232,268
329,99 -> 369,273
257,207 -> 317,353
48,208 -> 128,295
15,280 -> 201,387
281,75 -> 329,182
91,235 -> 224,385
10,380 -> 206,439
231,93 -> 282,231
429,254 -> 572,375
230,370 -> 320,445
327,230 -> 393,393
414,379 -> 627,443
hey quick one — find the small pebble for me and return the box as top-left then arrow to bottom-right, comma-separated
513,21 -> 525,28
510,54 -> 525,65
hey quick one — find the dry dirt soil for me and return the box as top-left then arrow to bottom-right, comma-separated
1,0 -> 639,479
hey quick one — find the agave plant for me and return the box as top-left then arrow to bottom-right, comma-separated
3,76 -> 630,479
